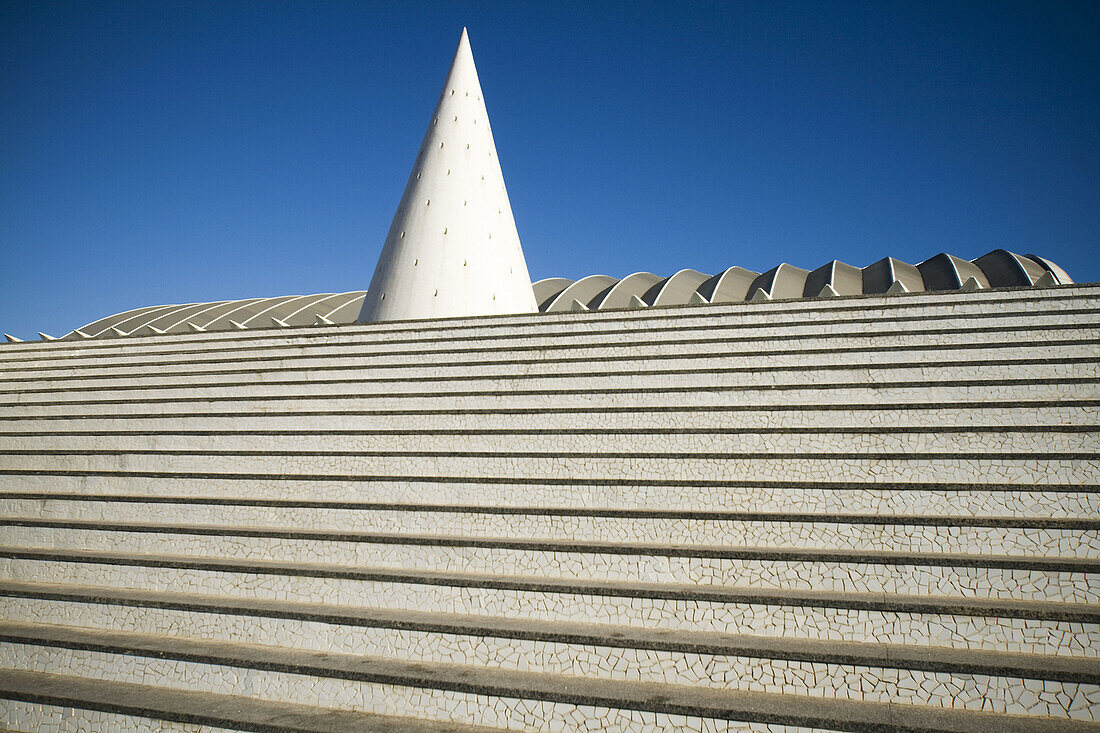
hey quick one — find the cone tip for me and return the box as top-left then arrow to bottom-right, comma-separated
452,27 -> 472,61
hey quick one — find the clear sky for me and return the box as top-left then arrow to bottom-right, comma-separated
1,0 -> 1097,338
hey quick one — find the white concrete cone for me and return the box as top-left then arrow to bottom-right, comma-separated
358,28 -> 537,322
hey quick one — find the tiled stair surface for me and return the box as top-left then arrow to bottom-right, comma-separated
0,285 -> 1097,731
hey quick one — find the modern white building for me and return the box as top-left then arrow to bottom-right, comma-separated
357,28 -> 538,323
0,28 -> 1096,733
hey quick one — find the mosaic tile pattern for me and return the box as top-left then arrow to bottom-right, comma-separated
0,700 -> 242,733
5,643 -> 1099,725
5,474 -> 1098,519
4,521 -> 1098,573
4,453 -> 1098,488
3,500 -> 1096,559
6,339 -> 1099,394
0,404 -> 1093,435
6,427 -> 1099,454
0,286 -> 1097,730
6,360 -> 1098,406
2,561 -> 1095,657
4,376 -> 1097,421
0,697 -> 829,732
6,527 -> 1096,604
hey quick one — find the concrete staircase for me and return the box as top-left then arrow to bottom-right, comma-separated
0,285 -> 1097,732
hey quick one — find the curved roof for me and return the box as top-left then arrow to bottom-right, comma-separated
533,249 -> 1070,311
64,291 -> 366,341
22,248 -> 1071,342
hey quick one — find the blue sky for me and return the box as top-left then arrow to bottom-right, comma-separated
1,0 -> 1097,338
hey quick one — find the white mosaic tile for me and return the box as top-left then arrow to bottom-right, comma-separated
0,699 -> 237,732
3,641 -> 1097,722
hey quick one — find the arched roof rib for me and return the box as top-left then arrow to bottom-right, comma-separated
650,269 -> 710,307
701,267 -> 760,304
280,293 -> 331,321
531,249 -> 1070,313
158,300 -> 242,333
531,279 -> 572,307
974,250 -> 1044,288
862,257 -> 923,294
595,273 -> 663,310
80,302 -> 188,337
321,293 -> 367,323
162,301 -> 240,331
216,296 -> 303,328
59,248 -> 1072,340
241,294 -> 318,327
805,261 -> 862,298
919,253 -> 987,291
542,275 -> 618,312
1027,255 -> 1073,285
750,263 -> 810,300
105,301 -> 228,337
192,297 -> 272,330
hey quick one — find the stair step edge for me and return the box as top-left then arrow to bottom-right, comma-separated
1,622 -> 1096,733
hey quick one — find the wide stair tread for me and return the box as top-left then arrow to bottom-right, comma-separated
3,549 -> 1097,623
0,580 -> 1095,682
1,620 -> 1097,732
2,518 -> 1095,569
0,668 -> 504,733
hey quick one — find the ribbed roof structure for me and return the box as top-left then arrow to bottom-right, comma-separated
41,291 -> 365,342
357,28 -> 537,322
536,249 -> 1071,312
33,248 -> 1071,341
